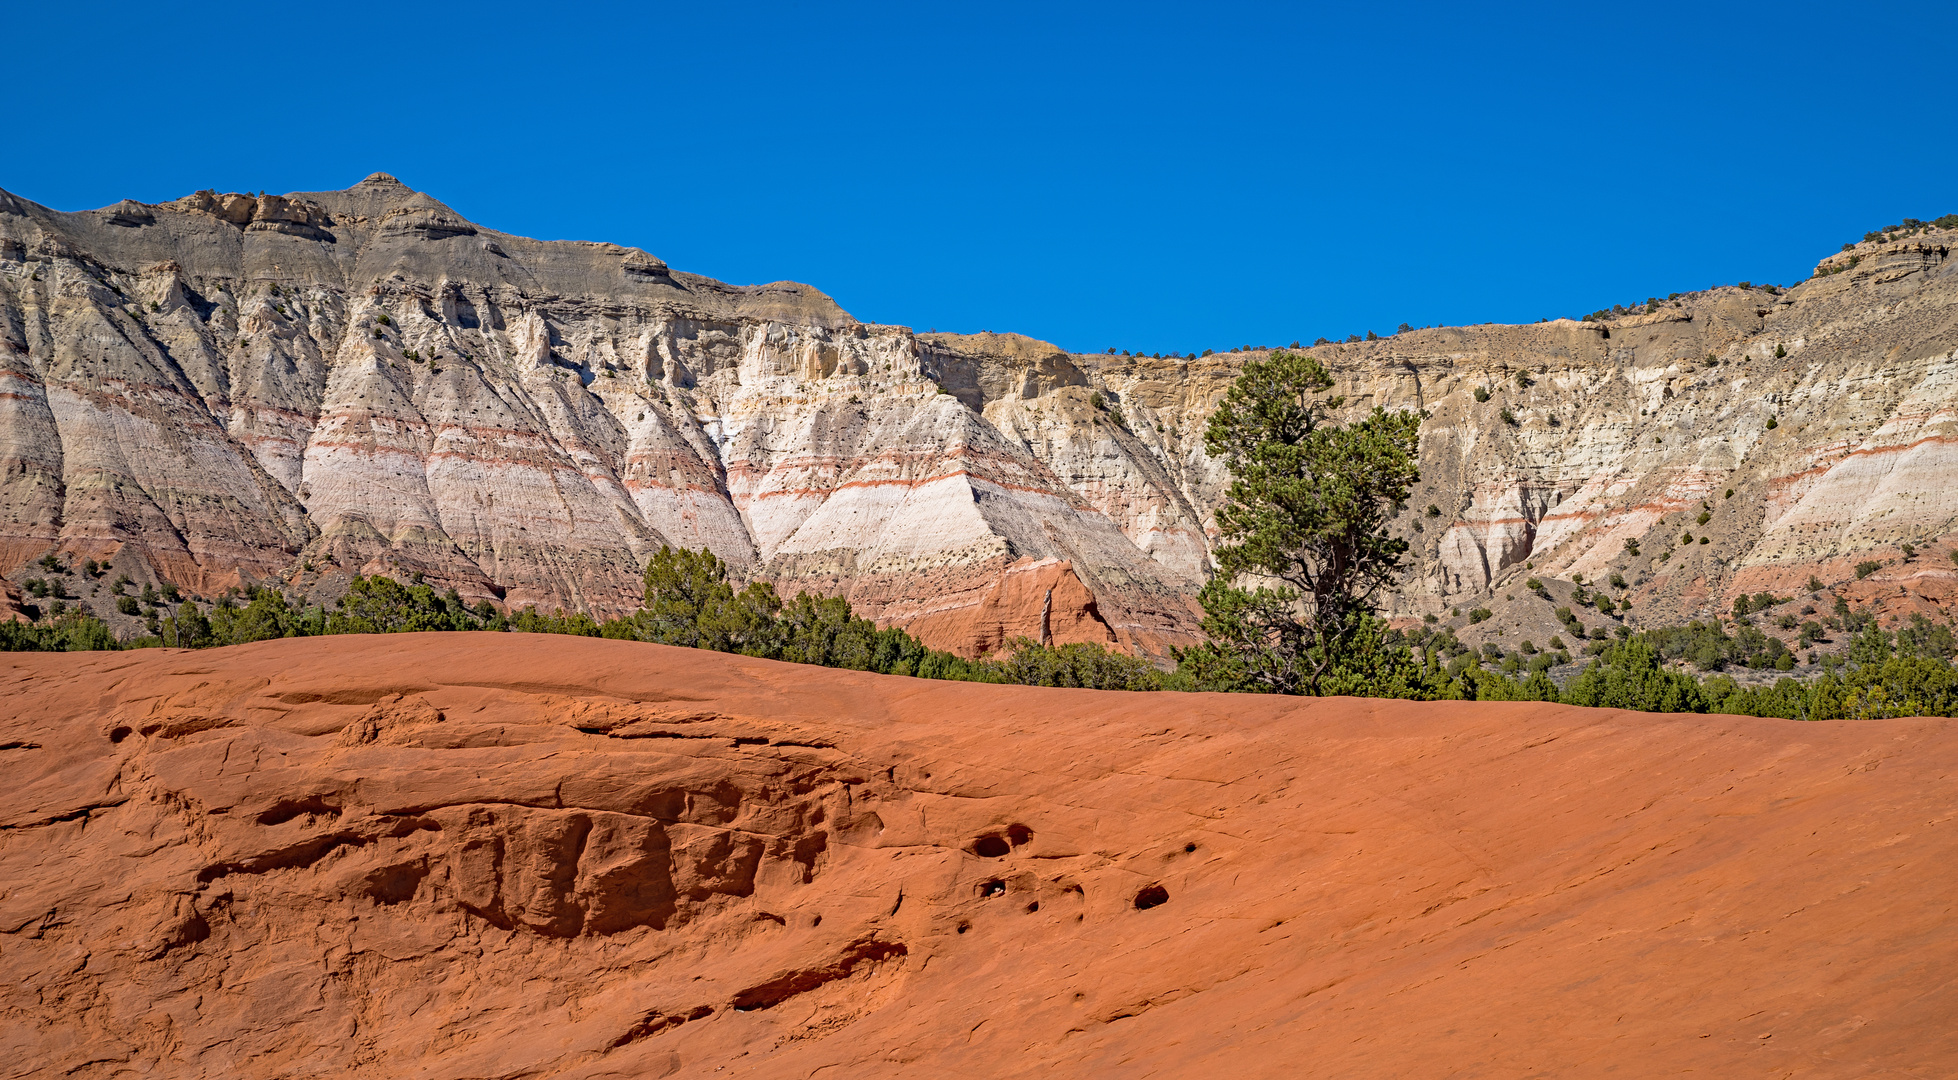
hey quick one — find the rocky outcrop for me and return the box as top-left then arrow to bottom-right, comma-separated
1,174 -> 1955,654
0,177 -> 1200,652
3,635 -> 1954,1077
1064,230 -> 1958,639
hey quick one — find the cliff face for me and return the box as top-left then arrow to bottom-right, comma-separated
1050,232 -> 1958,636
0,177 -> 1200,653
1,174 -> 1954,653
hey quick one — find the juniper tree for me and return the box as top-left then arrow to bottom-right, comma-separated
1181,350 -> 1426,694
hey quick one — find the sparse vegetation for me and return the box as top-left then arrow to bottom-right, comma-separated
1473,386 -> 1491,403
1855,560 -> 1881,580
1732,592 -> 1790,617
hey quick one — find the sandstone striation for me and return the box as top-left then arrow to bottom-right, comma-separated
1,175 -> 1955,655
1,634 -> 1953,1077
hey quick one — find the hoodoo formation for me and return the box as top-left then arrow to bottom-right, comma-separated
1,177 -> 1955,655
1,635 -> 1953,1077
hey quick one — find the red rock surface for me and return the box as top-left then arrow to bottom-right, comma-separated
2,634 -> 1953,1078
906,556 -> 1119,655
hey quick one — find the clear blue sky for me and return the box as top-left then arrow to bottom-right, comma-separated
7,2 -> 1953,355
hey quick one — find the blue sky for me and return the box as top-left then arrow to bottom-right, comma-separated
7,2 -> 1953,354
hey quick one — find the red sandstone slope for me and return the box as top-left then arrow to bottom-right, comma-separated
1,636 -> 1953,1079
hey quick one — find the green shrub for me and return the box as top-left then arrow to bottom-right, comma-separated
1473,386 -> 1491,403
1468,607 -> 1492,624
1855,560 -> 1881,580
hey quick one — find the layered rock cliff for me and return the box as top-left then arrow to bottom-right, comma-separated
0,177 -> 1201,653
1,175 -> 1953,654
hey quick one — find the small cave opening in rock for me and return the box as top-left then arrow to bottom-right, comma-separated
979,879 -> 1005,898
1134,884 -> 1170,911
971,834 -> 1011,858
1007,823 -> 1033,846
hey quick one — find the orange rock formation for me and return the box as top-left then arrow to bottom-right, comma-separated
2,634 -> 1953,1077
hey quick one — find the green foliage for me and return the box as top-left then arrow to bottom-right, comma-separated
1622,537 -> 1640,557
1731,591 -> 1789,617
991,638 -> 1170,691
327,576 -> 481,634
628,545 -> 1069,686
629,546 -> 782,653
1854,560 -> 1881,580
210,588 -> 325,644
0,610 -> 119,652
1561,639 -> 1708,712
1473,386 -> 1491,403
1192,350 -> 1425,695
1467,607 -> 1492,623
1642,619 -> 1789,672
159,601 -> 213,648
1499,407 -> 1518,426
